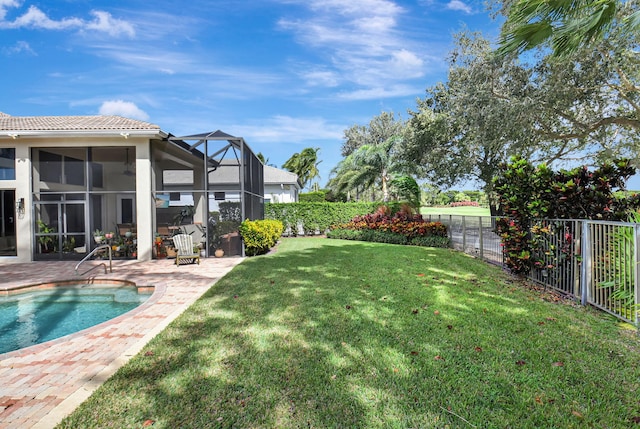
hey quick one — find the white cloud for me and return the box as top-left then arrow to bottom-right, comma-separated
276,0 -> 428,96
0,0 -> 19,21
301,69 -> 340,87
446,0 -> 473,14
99,100 -> 149,121
0,3 -> 135,37
306,0 -> 404,17
8,5 -> 83,30
233,116 -> 344,143
336,84 -> 423,101
2,40 -> 35,55
84,11 -> 135,38
389,49 -> 424,78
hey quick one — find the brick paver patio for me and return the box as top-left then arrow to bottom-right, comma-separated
0,257 -> 243,429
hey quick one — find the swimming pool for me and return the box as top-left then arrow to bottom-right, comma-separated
0,283 -> 153,354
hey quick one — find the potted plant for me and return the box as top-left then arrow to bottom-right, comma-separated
93,229 -> 104,244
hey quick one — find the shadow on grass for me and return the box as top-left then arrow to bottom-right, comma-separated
58,238 -> 640,428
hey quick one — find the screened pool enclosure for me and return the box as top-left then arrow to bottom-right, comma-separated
159,131 -> 264,258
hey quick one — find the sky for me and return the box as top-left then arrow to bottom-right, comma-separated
0,0 -> 502,190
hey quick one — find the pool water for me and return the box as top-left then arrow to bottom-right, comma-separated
0,285 -> 151,354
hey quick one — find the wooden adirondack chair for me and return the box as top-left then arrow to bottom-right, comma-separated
172,234 -> 200,266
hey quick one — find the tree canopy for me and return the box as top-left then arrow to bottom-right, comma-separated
330,112 -> 406,202
282,147 -> 322,190
498,0 -> 640,57
399,23 -> 640,213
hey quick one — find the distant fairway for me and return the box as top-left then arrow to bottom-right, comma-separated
421,205 -> 491,216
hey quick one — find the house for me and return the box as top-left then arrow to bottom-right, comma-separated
0,114 -> 263,263
263,165 -> 301,203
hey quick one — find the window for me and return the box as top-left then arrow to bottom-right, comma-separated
0,149 -> 15,180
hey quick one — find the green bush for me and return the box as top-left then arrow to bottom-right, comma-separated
410,236 -> 451,248
265,202 -> 403,236
325,229 -> 362,241
239,219 -> 284,256
327,229 -> 407,245
299,191 -> 327,202
361,230 -> 408,245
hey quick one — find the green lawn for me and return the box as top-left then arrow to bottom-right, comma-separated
58,238 -> 640,429
422,205 -> 491,216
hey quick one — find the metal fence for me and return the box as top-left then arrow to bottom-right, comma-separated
424,215 -> 639,327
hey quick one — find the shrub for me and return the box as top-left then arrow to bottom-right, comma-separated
239,219 -> 284,256
299,191 -> 327,202
450,201 -> 479,207
329,205 -> 449,248
326,229 -> 363,241
410,236 -> 451,247
265,202 -> 402,236
494,157 -> 640,275
327,229 -> 408,245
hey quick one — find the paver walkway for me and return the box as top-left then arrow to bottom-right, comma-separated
0,257 -> 243,429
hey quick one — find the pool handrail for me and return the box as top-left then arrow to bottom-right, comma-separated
75,244 -> 113,276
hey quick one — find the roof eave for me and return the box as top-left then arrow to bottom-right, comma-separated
0,129 -> 168,139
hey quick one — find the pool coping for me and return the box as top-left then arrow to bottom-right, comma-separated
0,281 -> 165,359
0,258 -> 244,429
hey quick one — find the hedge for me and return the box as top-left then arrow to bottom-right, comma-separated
265,202 -> 405,236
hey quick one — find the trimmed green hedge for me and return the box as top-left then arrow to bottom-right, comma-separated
265,202 -> 404,236
326,228 -> 450,248
239,219 -> 284,256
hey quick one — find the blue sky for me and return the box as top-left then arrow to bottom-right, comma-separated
0,0 -> 501,190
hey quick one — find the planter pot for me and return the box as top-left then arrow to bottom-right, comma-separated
94,236 -> 104,244
214,249 -> 225,258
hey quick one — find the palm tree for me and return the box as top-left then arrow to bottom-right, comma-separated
328,154 -> 379,201
497,0 -> 640,57
330,136 -> 402,202
282,147 -> 321,189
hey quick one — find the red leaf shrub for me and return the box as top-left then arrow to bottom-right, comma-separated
449,201 -> 479,207
332,205 -> 447,240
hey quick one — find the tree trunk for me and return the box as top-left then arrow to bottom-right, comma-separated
381,170 -> 389,202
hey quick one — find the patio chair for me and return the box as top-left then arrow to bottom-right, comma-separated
172,234 -> 200,266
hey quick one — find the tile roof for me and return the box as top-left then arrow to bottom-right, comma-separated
264,165 -> 300,185
0,114 -> 161,132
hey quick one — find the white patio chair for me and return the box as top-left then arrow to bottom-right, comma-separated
172,234 -> 200,266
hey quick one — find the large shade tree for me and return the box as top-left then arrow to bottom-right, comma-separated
402,25 -> 640,213
400,32 -> 543,214
341,111 -> 405,156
